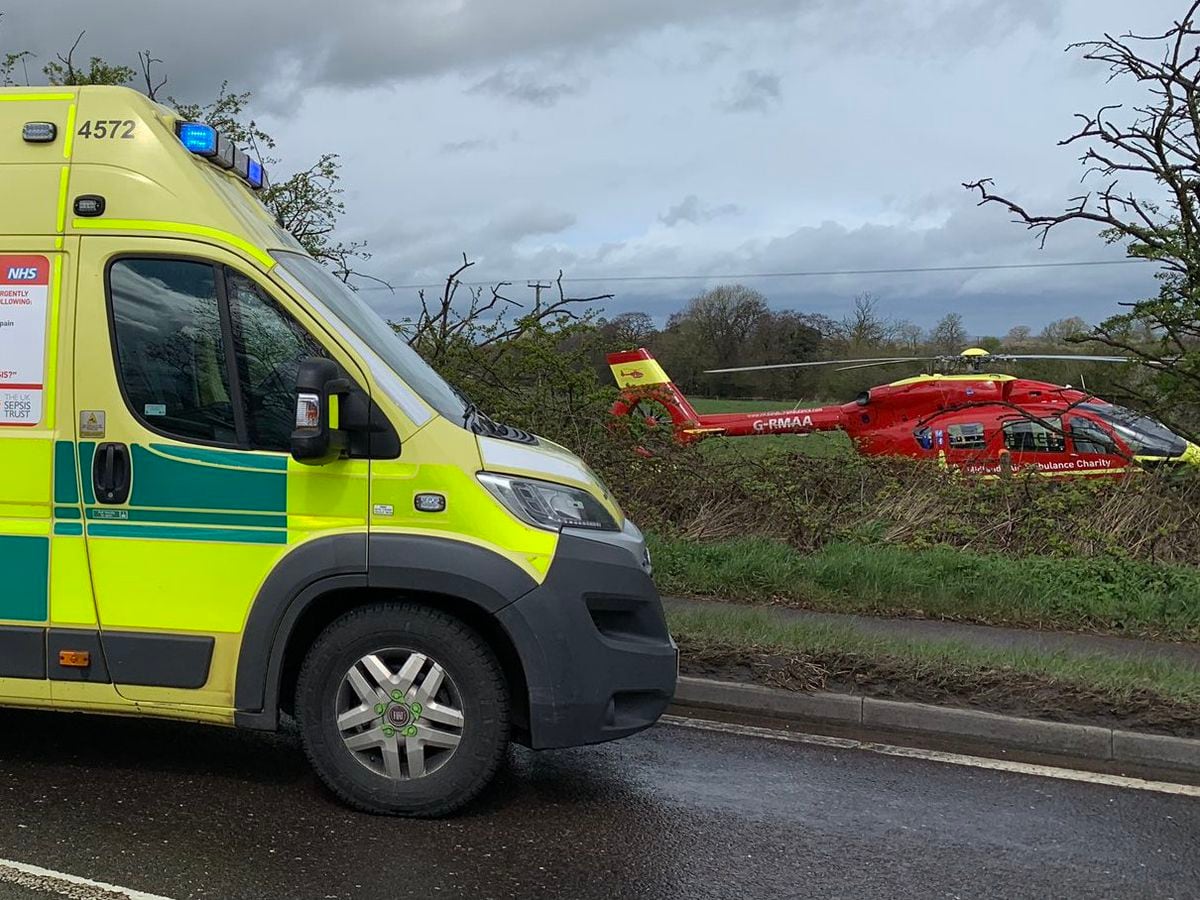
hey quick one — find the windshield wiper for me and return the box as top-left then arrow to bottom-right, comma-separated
452,385 -> 491,432
450,385 -> 537,445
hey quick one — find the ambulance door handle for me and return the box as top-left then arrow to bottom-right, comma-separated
93,442 -> 131,505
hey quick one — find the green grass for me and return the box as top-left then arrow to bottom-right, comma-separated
648,533 -> 1200,640
687,397 -> 855,459
667,603 -> 1200,709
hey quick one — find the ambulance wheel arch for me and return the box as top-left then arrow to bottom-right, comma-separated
233,532 -> 539,738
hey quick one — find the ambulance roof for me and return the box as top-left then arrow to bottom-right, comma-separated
0,85 -> 303,268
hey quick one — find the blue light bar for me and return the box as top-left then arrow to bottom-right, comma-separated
177,121 -> 267,191
246,158 -> 264,190
177,122 -> 217,156
213,133 -> 235,169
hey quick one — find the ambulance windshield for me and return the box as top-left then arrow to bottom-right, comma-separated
273,252 -> 466,424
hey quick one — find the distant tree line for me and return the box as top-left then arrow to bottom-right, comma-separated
595,286 -> 1124,403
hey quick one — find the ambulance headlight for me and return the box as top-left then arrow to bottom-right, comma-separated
477,473 -> 618,532
177,122 -> 217,156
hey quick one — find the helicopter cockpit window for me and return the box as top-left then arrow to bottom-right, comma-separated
1069,419 -> 1116,456
948,423 -> 986,450
1078,403 -> 1187,458
1003,418 -> 1065,453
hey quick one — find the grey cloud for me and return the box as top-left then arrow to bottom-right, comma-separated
487,208 -> 577,240
0,0 -> 1074,111
718,69 -> 781,113
367,190 -> 1158,337
364,206 -> 577,282
467,70 -> 586,108
0,0 -> 810,100
0,0 -> 1166,342
659,195 -> 742,226
440,138 -> 498,154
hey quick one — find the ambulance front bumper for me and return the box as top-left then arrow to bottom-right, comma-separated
497,528 -> 678,750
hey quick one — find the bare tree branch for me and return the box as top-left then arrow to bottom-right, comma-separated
138,50 -> 166,100
963,2 -> 1200,438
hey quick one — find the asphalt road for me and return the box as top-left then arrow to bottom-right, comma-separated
0,707 -> 1196,899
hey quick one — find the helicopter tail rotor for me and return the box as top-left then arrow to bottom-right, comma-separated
607,348 -> 703,437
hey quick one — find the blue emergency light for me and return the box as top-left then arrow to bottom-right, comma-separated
246,157 -> 264,190
177,122 -> 217,156
175,121 -> 267,191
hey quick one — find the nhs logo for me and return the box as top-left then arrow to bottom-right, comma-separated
6,267 -> 38,281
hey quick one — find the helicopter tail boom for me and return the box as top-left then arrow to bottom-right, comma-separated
607,348 -> 846,441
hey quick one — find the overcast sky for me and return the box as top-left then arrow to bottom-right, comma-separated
2,0 -> 1183,336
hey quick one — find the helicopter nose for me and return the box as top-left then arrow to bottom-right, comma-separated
1179,442 -> 1200,467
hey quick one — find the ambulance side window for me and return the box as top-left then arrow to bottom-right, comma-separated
109,258 -> 239,443
225,270 -> 326,452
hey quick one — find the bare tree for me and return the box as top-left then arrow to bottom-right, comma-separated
895,321 -> 925,353
963,2 -> 1200,435
929,312 -> 969,354
1004,325 -> 1034,349
400,254 -> 611,366
43,30 -> 134,85
602,311 -> 658,348
1040,316 -> 1091,344
840,292 -> 894,350
138,50 -> 166,100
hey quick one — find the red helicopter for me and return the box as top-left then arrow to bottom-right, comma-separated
606,347 -> 1200,476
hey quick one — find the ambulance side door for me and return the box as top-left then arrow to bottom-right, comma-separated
0,249 -> 62,704
71,236 -> 370,709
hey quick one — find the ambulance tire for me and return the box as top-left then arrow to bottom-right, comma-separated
296,602 -> 510,817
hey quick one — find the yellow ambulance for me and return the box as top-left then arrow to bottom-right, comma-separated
0,85 -> 676,816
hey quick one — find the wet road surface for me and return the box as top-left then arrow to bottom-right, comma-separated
0,706 -> 1195,899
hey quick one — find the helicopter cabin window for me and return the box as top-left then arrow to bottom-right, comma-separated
947,423 -> 986,450
1070,419 -> 1116,455
1003,418 -> 1065,453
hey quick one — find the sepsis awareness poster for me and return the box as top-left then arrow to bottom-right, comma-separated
0,255 -> 50,426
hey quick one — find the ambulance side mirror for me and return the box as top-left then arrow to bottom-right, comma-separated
291,357 -> 351,465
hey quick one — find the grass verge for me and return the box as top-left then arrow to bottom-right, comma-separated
668,604 -> 1200,736
649,534 -> 1200,641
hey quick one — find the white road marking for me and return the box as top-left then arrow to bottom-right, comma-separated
661,715 -> 1200,799
0,859 -> 175,900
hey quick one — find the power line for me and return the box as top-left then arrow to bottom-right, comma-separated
358,257 -> 1148,292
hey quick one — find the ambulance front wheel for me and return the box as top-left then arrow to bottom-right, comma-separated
295,602 -> 511,817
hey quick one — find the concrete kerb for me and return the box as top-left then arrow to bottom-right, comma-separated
673,676 -> 1200,775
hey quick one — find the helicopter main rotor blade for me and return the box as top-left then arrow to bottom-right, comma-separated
999,354 -> 1137,363
704,357 -> 923,374
834,360 -> 930,372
